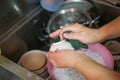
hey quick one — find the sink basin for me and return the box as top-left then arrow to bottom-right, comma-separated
0,6 -> 52,80
0,0 -> 120,79
1,0 -> 119,63
93,0 -> 120,25
93,0 -> 120,72
0,7 -> 52,63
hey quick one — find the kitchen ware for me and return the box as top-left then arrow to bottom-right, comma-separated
105,40 -> 120,72
40,0 -> 64,12
47,43 -> 114,80
0,55 -> 44,80
18,50 -> 51,79
47,0 -> 100,33
105,40 -> 120,55
47,8 -> 92,33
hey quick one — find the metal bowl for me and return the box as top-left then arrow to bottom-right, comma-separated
47,8 -> 92,33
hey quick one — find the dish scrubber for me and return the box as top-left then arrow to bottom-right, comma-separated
50,37 -> 88,50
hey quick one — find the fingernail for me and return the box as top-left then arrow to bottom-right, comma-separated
63,31 -> 72,38
63,33 -> 68,38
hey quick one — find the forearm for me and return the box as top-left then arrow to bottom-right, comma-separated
74,55 -> 120,80
99,16 -> 120,41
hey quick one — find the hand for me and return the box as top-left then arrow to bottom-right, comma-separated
47,50 -> 85,68
47,49 -> 99,69
49,23 -> 105,44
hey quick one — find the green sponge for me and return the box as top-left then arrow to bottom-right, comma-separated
50,37 -> 88,50
68,39 -> 88,50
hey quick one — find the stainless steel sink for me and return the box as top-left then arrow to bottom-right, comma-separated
93,0 -> 120,73
0,0 -> 120,80
0,3 -> 52,79
93,0 -> 120,24
1,0 -> 120,63
0,7 -> 52,63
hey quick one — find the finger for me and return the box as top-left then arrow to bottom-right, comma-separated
59,24 -> 83,39
59,27 -> 77,40
75,50 -> 84,54
49,29 -> 61,38
46,51 -> 53,57
47,51 -> 56,57
47,52 -> 57,66
63,32 -> 83,41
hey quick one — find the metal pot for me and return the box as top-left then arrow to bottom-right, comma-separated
47,0 -> 100,33
47,8 -> 92,33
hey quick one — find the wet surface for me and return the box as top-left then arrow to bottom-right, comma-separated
0,0 -> 120,79
0,0 -> 40,36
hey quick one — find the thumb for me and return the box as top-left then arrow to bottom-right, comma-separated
47,52 -> 57,66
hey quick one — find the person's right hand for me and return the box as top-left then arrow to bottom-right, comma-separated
47,49 -> 94,68
49,23 -> 105,44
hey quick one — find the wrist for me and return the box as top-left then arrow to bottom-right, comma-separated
97,27 -> 108,42
73,53 -> 89,70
